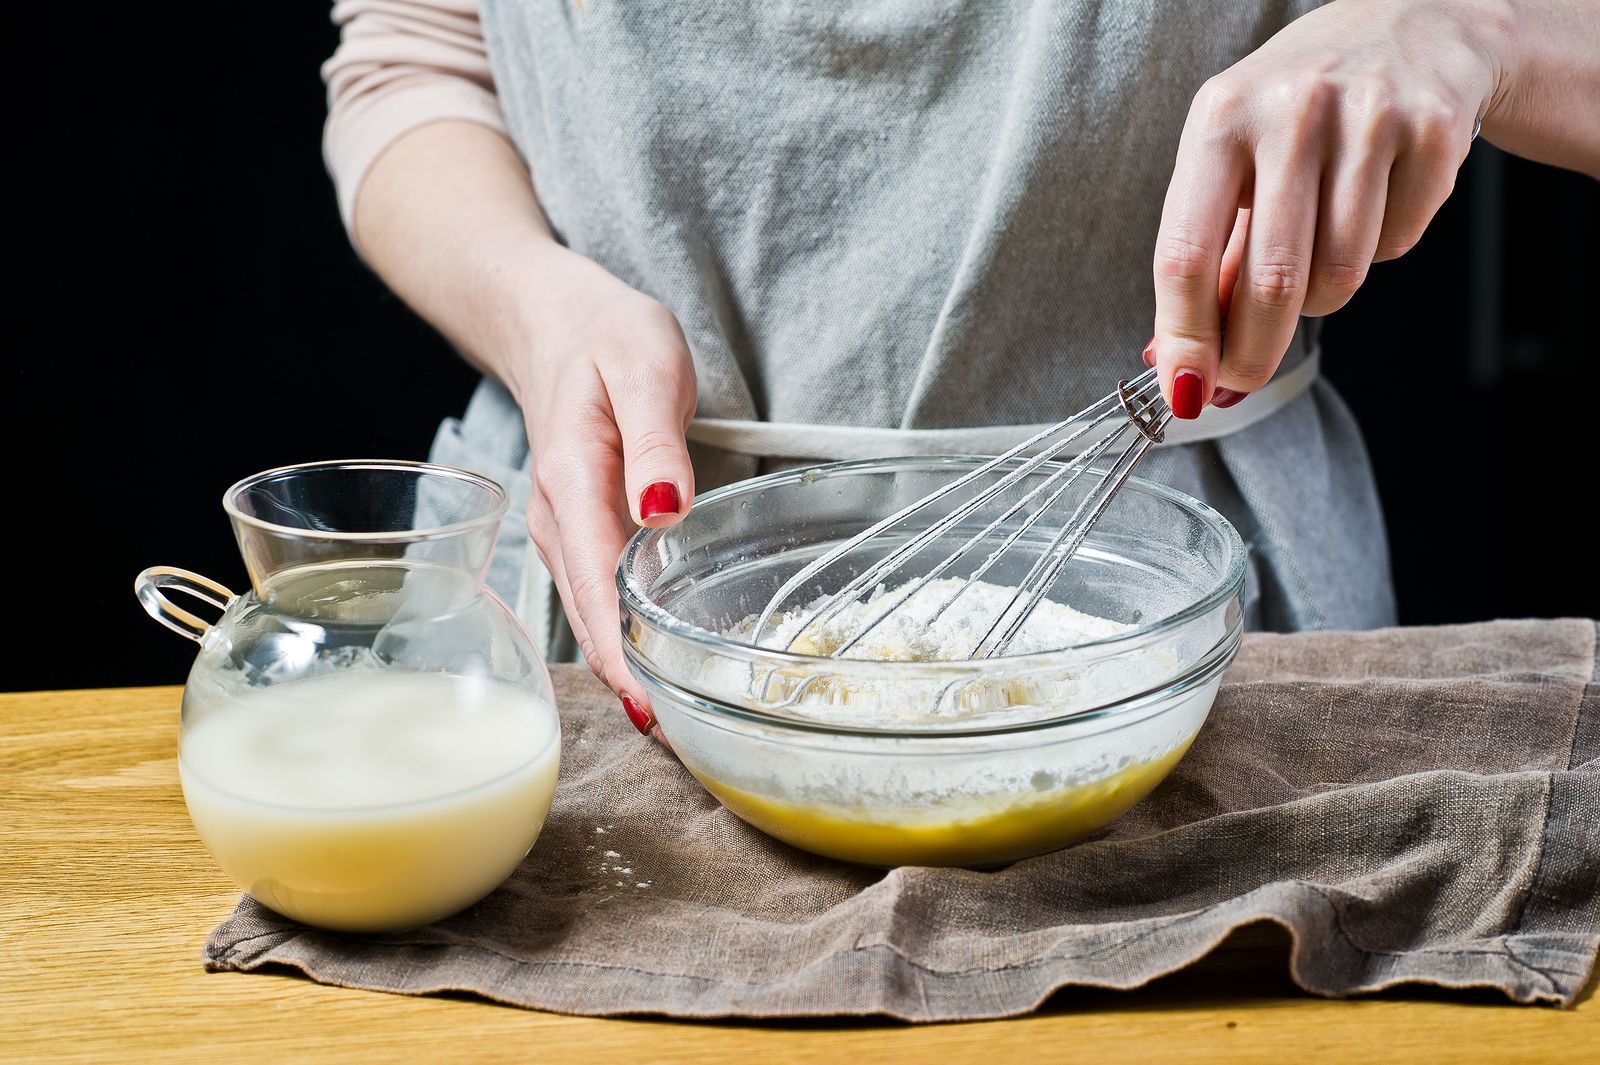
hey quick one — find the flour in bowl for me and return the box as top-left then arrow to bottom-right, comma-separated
711,577 -> 1174,728
746,577 -> 1132,661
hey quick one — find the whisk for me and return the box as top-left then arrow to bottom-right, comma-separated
749,366 -> 1172,660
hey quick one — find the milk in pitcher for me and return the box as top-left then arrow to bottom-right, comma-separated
179,670 -> 560,932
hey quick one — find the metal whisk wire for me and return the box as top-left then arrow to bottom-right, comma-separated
749,367 -> 1172,660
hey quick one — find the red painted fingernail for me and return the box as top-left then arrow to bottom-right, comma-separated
639,481 -> 680,521
1211,388 -> 1250,409
621,694 -> 654,735
1171,371 -> 1205,419
1141,337 -> 1155,368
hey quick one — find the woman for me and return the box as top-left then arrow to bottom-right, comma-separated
323,0 -> 1598,732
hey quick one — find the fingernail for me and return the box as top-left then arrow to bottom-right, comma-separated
1211,388 -> 1250,409
1171,371 -> 1205,420
639,481 -> 680,521
1141,337 -> 1155,368
621,694 -> 654,735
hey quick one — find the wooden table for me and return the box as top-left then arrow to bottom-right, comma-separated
5,685 -> 1595,1063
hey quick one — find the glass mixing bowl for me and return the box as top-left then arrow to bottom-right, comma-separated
618,456 -> 1246,868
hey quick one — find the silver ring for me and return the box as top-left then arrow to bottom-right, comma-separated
1471,114 -> 1483,142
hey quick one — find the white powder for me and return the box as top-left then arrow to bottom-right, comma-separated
711,577 -> 1172,730
749,577 -> 1132,661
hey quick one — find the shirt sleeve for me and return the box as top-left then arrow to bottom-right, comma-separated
321,0 -> 508,233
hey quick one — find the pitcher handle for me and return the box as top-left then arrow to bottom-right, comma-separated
135,567 -> 238,643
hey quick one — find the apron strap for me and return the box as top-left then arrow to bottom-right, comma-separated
687,351 -> 1321,460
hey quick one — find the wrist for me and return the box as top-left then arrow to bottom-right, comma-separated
1438,0 -> 1520,127
467,236 -> 576,398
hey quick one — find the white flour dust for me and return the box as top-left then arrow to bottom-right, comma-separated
711,578 -> 1172,730
749,577 -> 1131,661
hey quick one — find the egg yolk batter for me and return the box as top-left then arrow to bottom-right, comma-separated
685,735 -> 1194,868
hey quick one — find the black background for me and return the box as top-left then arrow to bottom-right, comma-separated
11,7 -> 1596,692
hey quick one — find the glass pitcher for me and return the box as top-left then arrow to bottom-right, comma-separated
135,460 -> 560,933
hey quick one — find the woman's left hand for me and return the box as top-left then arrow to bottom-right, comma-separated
1149,0 -> 1510,416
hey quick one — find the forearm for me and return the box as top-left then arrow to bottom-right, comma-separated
353,120 -> 560,393
351,117 -> 700,715
1476,0 -> 1600,174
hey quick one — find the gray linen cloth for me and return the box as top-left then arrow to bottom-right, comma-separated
204,619 -> 1600,1016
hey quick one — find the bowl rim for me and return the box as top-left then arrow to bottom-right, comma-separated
616,455 -> 1247,674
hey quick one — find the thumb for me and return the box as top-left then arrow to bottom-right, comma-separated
605,352 -> 697,529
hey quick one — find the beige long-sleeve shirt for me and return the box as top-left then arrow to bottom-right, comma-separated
322,0 -> 505,228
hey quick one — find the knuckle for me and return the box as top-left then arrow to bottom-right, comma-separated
1243,253 -> 1309,310
605,343 -> 696,410
626,308 -> 690,357
1313,256 -> 1369,296
1280,76 -> 1312,103
532,456 -> 566,500
620,354 -> 696,410
1154,229 -> 1216,286
1348,82 -> 1401,125
1282,75 -> 1330,112
1410,92 -> 1458,136
1192,75 -> 1246,126
1407,95 -> 1467,160
635,296 -> 685,332
1342,84 -> 1402,151
1302,255 -> 1367,317
627,426 -> 686,469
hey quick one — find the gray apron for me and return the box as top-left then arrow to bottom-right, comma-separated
430,0 -> 1396,660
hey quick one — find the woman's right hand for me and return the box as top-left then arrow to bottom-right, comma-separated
352,121 -> 696,735
497,244 -> 698,734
